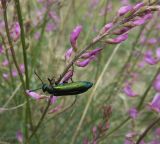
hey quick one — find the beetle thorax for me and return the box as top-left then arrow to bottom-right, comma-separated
42,83 -> 54,94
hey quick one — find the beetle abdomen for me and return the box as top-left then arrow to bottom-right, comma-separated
53,81 -> 93,96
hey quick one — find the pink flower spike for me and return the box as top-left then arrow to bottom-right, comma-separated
128,108 -> 138,119
106,33 -> 128,44
70,25 -> 82,50
16,130 -> 23,143
10,22 -> 21,42
2,59 -> 9,66
153,74 -> 160,92
118,5 -> 133,16
148,93 -> 160,113
61,70 -> 73,83
65,47 -> 73,61
123,83 -> 138,97
0,44 -> 3,54
26,90 -> 45,100
133,2 -> 145,11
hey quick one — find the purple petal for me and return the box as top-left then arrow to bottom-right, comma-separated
70,25 -> 82,50
148,93 -> 160,113
144,50 -> 159,65
26,90 -> 44,100
65,47 -> 73,61
118,5 -> 133,16
51,96 -> 57,104
100,23 -> 113,34
19,64 -> 25,73
123,83 -> 138,97
48,105 -> 62,114
2,59 -> 9,66
128,108 -> 138,119
10,22 -> 21,42
16,130 -> 23,143
2,73 -> 9,80
0,44 -> 3,54
76,58 -> 91,67
106,33 -> 128,44
133,2 -> 145,11
81,48 -> 102,59
12,70 -> 18,77
153,75 -> 160,92
61,70 -> 73,83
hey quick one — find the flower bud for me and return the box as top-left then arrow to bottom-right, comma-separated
65,47 -> 73,61
70,25 -> 82,50
10,22 -> 21,42
117,5 -> 133,16
106,33 -> 128,44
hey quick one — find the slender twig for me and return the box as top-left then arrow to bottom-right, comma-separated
136,117 -> 160,144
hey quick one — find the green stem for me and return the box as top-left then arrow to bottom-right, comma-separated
14,0 -> 29,89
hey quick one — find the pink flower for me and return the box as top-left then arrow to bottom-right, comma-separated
0,44 -> 3,54
106,33 -> 128,44
80,48 -> 102,59
147,38 -> 157,45
123,83 -> 138,97
70,25 -> 82,50
65,47 -> 73,61
2,73 -> 9,80
26,90 -> 45,100
19,64 -> 25,73
144,49 -> 160,65
128,108 -> 138,119
48,11 -> 60,23
34,32 -> 40,40
46,22 -> 56,32
118,5 -> 133,16
148,93 -> 160,113
153,74 -> 160,92
10,22 -> 21,42
2,59 -> 9,66
61,70 -> 73,83
12,70 -> 18,77
16,130 -> 23,143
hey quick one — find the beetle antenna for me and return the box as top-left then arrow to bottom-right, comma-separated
29,87 -> 41,92
34,71 -> 44,84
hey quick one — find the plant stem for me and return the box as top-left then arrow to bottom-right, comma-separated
2,1 -> 26,90
136,117 -> 160,144
29,97 -> 51,140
